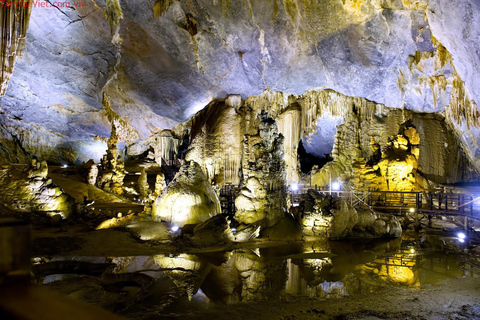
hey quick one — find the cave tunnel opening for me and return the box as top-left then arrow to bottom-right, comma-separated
298,140 -> 333,174
298,114 -> 342,174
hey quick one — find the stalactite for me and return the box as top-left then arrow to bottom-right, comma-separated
231,89 -> 387,184
402,40 -> 480,130
153,131 -> 180,165
106,0 -> 123,34
446,73 -> 480,129
153,0 -> 171,18
0,0 -> 33,96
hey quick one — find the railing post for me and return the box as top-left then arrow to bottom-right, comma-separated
414,210 -> 420,232
445,194 -> 448,211
459,195 -> 464,215
471,196 -> 474,216
429,193 -> 433,210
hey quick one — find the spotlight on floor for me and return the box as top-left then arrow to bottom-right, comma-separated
62,164 -> 68,168
291,183 -> 299,192
331,182 -> 340,191
409,208 -> 415,213
457,232 -> 466,240
171,225 -> 180,232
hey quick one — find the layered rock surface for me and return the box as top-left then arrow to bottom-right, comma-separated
300,190 -> 401,239
0,0 -> 478,167
0,160 -> 74,217
312,107 -> 475,190
152,160 -> 221,226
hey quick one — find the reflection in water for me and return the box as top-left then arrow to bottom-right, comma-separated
34,238 -> 478,318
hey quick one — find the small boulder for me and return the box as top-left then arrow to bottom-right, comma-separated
191,215 -> 234,246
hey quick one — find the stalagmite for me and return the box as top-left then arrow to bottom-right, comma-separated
152,160 -> 221,226
87,164 -> 98,185
0,161 -> 74,217
138,168 -> 150,200
153,172 -> 166,198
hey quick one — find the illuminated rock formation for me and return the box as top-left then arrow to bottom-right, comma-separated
96,95 -> 127,196
152,160 -> 221,226
235,111 -> 286,227
154,254 -> 212,300
87,163 -> 99,185
300,191 -> 401,239
0,160 -> 74,217
312,107 -> 474,190
350,122 -> 430,191
153,172 -> 166,199
138,168 -> 151,200
191,215 -> 234,246
234,177 -> 269,225
186,97 -> 243,185
0,0 -> 478,172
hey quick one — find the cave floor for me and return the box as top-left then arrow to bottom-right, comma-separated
170,276 -> 480,320
8,167 -> 480,319
26,221 -> 480,320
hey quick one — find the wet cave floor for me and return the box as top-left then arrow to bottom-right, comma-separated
28,221 -> 480,320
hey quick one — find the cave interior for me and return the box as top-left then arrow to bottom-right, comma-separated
1,1 -> 480,319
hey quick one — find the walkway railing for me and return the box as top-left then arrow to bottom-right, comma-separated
219,184 -> 480,221
294,188 -> 480,221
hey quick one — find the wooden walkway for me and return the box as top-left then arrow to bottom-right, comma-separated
220,184 -> 480,223
294,187 -> 480,218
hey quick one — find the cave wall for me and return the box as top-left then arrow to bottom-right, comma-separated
0,0 -> 478,167
184,89 -> 476,192
186,96 -> 244,185
312,107 -> 475,189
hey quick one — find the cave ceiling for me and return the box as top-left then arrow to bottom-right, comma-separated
0,0 -> 479,164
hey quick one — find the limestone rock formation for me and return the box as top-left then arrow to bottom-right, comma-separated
96,154 -> 126,196
152,160 -> 221,226
0,1 -> 32,95
153,172 -> 167,199
191,215 -> 234,246
350,122 -> 430,191
0,160 -> 74,218
138,168 -> 151,200
312,107 -> 474,190
87,163 -> 99,185
1,0 -> 479,170
300,190 -> 401,239
234,177 -> 269,225
185,97 -> 243,185
154,254 -> 212,300
235,111 -> 286,227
